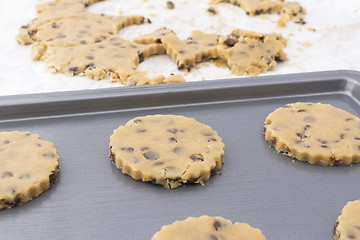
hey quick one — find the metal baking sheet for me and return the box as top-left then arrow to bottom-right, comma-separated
0,70 -> 359,240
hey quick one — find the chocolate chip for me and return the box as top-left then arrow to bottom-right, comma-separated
179,50 -> 185,54
37,143 -> 42,147
296,133 -> 307,139
263,126 -> 267,133
43,153 -> 56,158
49,170 -> 57,185
270,138 -> 277,145
355,137 -> 360,140
3,140 -> 9,144
207,7 -> 217,14
208,138 -> 217,142
121,147 -> 134,152
169,137 -> 177,142
295,18 -> 306,25
25,133 -> 31,136
201,131 -> 213,136
202,54 -> 209,60
140,147 -> 149,151
68,66 -> 78,73
334,222 -> 339,234
86,55 -> 94,60
346,118 -> 354,121
51,23 -> 60,29
138,51 -> 144,63
224,38 -> 235,47
190,154 -> 204,162
213,220 -> 222,231
318,139 -> 327,144
98,45 -> 105,48
166,1 -> 175,9
168,129 -> 178,134
86,64 -> 96,70
340,134 -> 345,139
153,162 -> 164,166
136,129 -> 146,133
2,171 -> 13,178
255,9 -> 263,15
4,194 -> 21,208
333,159 -> 340,166
297,109 -> 306,113
173,147 -> 184,154
210,235 -> 218,240
19,173 -> 31,179
347,233 -> 356,239
321,145 -> 327,148
79,40 -> 87,45
304,124 -> 311,131
285,146 -> 291,153
144,151 -> 159,160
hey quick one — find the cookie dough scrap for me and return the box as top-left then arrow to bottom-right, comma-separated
277,2 -> 306,27
126,72 -> 185,86
0,131 -> 59,210
43,36 -> 165,83
211,0 -> 305,27
135,28 -> 220,71
16,0 -> 178,85
264,102 -> 360,166
151,215 -> 266,240
109,115 -> 225,189
219,29 -> 287,76
17,0 -> 148,47
334,200 -> 360,240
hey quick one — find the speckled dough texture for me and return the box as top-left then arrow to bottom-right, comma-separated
0,131 -> 59,210
334,200 -> 360,240
109,115 -> 225,189
151,215 -> 266,240
263,102 -> 360,165
3,0 -> 360,95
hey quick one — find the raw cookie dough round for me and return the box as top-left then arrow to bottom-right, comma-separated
109,115 -> 225,189
0,131 -> 59,210
151,215 -> 266,240
334,200 -> 360,240
263,102 -> 360,165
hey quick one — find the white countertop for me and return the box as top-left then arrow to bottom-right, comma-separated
1,0 -> 360,96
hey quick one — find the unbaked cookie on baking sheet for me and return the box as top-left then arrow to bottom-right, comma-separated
0,131 -> 59,210
151,215 -> 266,240
263,102 -> 360,165
109,115 -> 224,189
334,200 -> 360,240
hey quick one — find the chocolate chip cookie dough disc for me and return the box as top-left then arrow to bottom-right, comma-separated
109,115 -> 224,189
334,200 -> 360,240
263,102 -> 360,166
0,131 -> 59,210
151,215 -> 266,240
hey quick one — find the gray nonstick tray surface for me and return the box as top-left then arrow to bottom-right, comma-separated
0,70 -> 360,240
